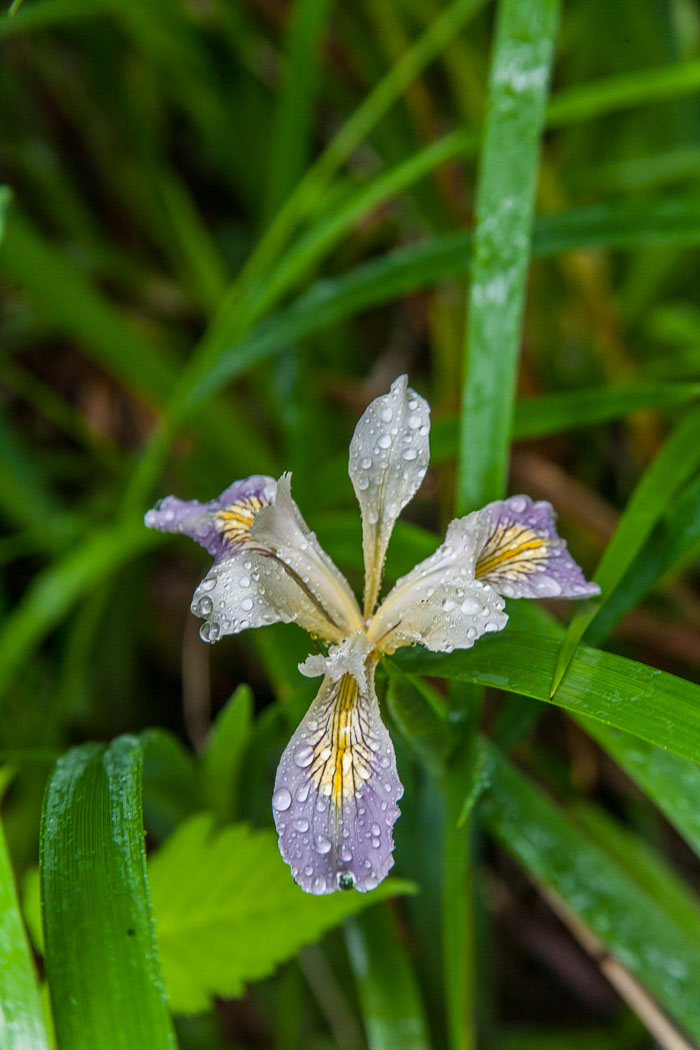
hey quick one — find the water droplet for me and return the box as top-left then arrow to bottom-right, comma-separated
273,788 -> 292,811
508,495 -> 527,513
371,823 -> 380,836
361,457 -> 372,469
197,596 -> 213,615
364,874 -> 378,890
339,844 -> 353,862
294,745 -> 314,768
402,447 -> 418,461
240,597 -> 253,611
294,818 -> 309,832
357,476 -> 369,491
337,871 -> 354,891
381,407 -> 393,423
371,837 -> 380,848
408,399 -> 418,410
407,413 -> 421,429
460,596 -> 482,615
378,434 -> 392,449
199,621 -> 219,643
200,578 -> 215,592
442,598 -> 456,612
296,783 -> 310,802
239,576 -> 250,588
316,835 -> 332,855
312,875 -> 327,893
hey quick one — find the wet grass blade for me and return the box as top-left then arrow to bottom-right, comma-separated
551,402 -> 700,696
457,0 -> 560,513
482,743 -> 700,1043
0,817 -> 50,1050
395,631 -> 700,764
41,737 -> 178,1050
345,906 -> 432,1050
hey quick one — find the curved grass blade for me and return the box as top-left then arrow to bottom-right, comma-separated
551,402 -> 700,696
0,818 -> 50,1050
41,737 -> 177,1050
395,631 -> 700,764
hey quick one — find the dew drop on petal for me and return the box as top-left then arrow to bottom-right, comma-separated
460,596 -> 482,615
198,596 -> 213,615
240,597 -> 253,611
272,788 -> 292,811
315,835 -> 332,855
294,745 -> 314,768
293,818 -> 309,832
378,434 -> 392,449
312,875 -> 327,893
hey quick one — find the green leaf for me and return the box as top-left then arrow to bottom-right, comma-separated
200,685 -> 253,824
345,907 -> 432,1050
41,737 -> 177,1050
551,402 -> 700,695
577,719 -> 700,858
482,744 -> 700,1042
0,185 -> 11,240
148,812 -> 414,1015
457,0 -> 560,513
0,818 -> 50,1050
394,630 -> 700,764
383,660 -> 453,774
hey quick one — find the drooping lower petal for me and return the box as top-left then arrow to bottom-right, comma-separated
272,667 -> 402,895
348,375 -> 431,616
144,475 -> 277,561
469,495 -> 601,599
367,517 -> 508,655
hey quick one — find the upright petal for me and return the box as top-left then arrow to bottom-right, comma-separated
273,665 -> 402,895
348,375 -> 431,616
469,495 -> 601,599
367,518 -> 507,655
251,474 -> 363,637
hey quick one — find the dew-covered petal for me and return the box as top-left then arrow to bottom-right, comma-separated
367,517 -> 508,655
251,473 -> 363,637
191,550 -> 347,644
144,475 -> 277,561
348,375 -> 431,615
273,668 -> 402,895
469,495 -> 601,599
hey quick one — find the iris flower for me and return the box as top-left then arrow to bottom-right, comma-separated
146,376 -> 598,895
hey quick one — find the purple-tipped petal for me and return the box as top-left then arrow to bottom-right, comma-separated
469,495 -> 600,599
144,475 -> 277,561
273,667 -> 402,895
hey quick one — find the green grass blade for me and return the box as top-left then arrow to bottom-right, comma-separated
482,744 -> 700,1042
547,59 -> 700,127
0,520 -> 156,703
41,737 -> 178,1050
345,906 -> 432,1050
577,719 -> 700,858
457,0 -> 560,513
264,0 -> 331,221
0,818 -> 50,1050
395,631 -> 700,763
200,684 -> 253,825
551,402 -> 700,695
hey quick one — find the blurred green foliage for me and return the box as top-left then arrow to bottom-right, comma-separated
1,0 -> 699,1047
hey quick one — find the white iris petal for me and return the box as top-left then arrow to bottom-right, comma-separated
348,375 -> 431,617
251,473 -> 363,637
367,517 -> 508,654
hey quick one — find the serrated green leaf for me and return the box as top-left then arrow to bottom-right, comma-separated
41,737 -> 178,1050
148,813 -> 414,1015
